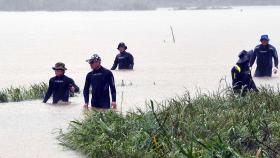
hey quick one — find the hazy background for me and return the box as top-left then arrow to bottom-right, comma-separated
0,0 -> 279,11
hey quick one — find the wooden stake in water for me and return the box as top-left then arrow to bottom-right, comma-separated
170,26 -> 175,43
120,91 -> 124,114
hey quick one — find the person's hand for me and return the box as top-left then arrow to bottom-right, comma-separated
111,102 -> 117,109
273,67 -> 278,74
70,86 -> 75,92
84,104 -> 89,109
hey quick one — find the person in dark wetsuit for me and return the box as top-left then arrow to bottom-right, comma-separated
111,42 -> 134,70
231,50 -> 258,95
84,54 -> 117,109
43,62 -> 80,104
250,35 -> 278,77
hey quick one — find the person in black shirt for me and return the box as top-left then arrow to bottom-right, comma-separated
43,62 -> 79,104
111,42 -> 134,70
84,54 -> 117,109
250,35 -> 278,77
231,50 -> 258,95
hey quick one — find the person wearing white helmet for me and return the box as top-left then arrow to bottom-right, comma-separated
83,54 -> 117,109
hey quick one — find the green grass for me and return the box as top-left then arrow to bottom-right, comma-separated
57,87 -> 280,158
0,82 -> 48,103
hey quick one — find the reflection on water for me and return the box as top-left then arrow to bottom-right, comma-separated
0,6 -> 280,157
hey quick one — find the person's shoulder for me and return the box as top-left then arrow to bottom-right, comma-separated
234,64 -> 242,71
102,67 -> 113,75
86,71 -> 93,77
268,44 -> 277,50
49,76 -> 56,81
254,44 -> 261,49
64,75 -> 74,81
126,52 -> 133,56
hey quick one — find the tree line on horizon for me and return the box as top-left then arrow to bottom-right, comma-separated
0,0 -> 279,11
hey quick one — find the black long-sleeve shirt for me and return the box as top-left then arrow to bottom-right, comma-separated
231,63 -> 258,93
43,75 -> 79,104
111,51 -> 134,70
83,66 -> 116,108
250,44 -> 278,77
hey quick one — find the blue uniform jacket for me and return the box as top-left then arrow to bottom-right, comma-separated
250,44 -> 278,77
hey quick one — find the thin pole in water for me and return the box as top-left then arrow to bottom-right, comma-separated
120,91 -> 124,114
170,26 -> 175,43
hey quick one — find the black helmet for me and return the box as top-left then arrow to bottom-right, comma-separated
117,42 -> 127,50
237,50 -> 250,64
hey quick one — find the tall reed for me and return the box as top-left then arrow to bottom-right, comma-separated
0,82 -> 48,103
58,87 -> 280,158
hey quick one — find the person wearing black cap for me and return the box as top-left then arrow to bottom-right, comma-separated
250,35 -> 278,77
231,50 -> 258,94
43,62 -> 80,104
83,54 -> 117,109
111,42 -> 134,70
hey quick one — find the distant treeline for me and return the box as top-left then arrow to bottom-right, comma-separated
0,0 -> 279,11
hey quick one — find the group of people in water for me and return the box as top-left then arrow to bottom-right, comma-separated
43,42 -> 134,109
43,34 -> 278,109
231,34 -> 278,94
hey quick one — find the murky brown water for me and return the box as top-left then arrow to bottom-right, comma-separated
0,6 -> 280,157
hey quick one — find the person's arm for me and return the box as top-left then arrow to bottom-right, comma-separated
249,48 -> 257,67
248,72 -> 258,92
128,54 -> 134,69
231,67 -> 237,83
43,79 -> 53,103
69,78 -> 80,93
108,71 -> 117,108
249,78 -> 258,92
83,73 -> 91,105
111,55 -> 119,70
272,47 -> 278,68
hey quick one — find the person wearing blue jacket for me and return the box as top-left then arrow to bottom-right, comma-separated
84,54 -> 117,109
250,35 -> 278,77
232,50 -> 258,94
111,42 -> 134,70
43,62 -> 79,104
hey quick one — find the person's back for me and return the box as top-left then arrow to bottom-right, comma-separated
111,42 -> 134,70
232,50 -> 258,94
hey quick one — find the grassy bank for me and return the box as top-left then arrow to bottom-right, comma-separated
58,87 -> 280,158
0,82 -> 48,103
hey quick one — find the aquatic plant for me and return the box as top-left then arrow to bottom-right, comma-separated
0,82 -> 48,102
0,91 -> 8,103
58,86 -> 280,158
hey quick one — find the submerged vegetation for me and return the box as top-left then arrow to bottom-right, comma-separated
58,87 -> 280,158
0,82 -> 48,103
